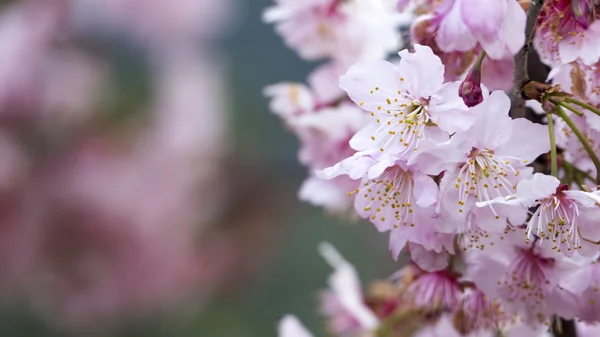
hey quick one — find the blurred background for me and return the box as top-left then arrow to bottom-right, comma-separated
0,0 -> 396,336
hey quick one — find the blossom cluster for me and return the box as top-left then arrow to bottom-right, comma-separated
265,0 -> 600,336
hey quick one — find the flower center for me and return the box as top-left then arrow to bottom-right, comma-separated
498,248 -> 554,322
351,166 -> 416,228
527,194 -> 582,253
406,270 -> 461,311
370,101 -> 435,156
454,149 -> 519,216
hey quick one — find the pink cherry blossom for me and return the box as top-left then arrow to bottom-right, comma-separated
265,0 -> 600,332
319,155 -> 448,258
340,44 -> 474,160
263,0 -> 400,65
452,288 -> 511,334
548,61 -> 600,132
432,0 -> 526,60
410,91 -> 548,233
318,243 -> 379,335
478,173 -> 600,256
535,0 -> 600,66
466,227 -> 580,324
405,268 -> 461,311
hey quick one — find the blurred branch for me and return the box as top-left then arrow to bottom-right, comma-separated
512,0 -> 545,118
552,317 -> 577,337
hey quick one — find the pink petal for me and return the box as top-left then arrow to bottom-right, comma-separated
339,60 -> 404,113
409,243 -> 449,272
460,0 -> 505,43
413,172 -> 440,208
435,0 -> 478,53
397,44 -> 445,98
468,90 -> 513,150
428,81 -> 475,133
278,316 -> 314,337
495,118 -> 550,163
501,0 -> 526,55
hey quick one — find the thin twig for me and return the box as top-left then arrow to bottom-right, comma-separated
566,97 -> 600,117
556,105 -> 600,185
558,102 -> 585,117
552,317 -> 577,337
511,0 -> 546,118
546,112 -> 557,177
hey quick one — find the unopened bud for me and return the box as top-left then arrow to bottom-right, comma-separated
459,52 -> 484,107
459,80 -> 483,107
522,81 -> 552,101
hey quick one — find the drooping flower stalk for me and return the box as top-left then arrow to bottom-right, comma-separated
547,111 -> 559,177
556,104 -> 600,183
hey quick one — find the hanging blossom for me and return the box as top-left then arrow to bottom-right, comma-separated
263,0 -> 400,66
465,226 -> 581,325
408,7 -> 515,92
339,44 -> 474,161
318,154 -> 452,259
535,0 -> 600,66
278,244 -> 379,337
265,64 -> 369,213
477,173 -> 600,256
409,90 -> 549,234
318,243 -> 379,336
423,0 -> 526,60
451,287 -> 513,335
404,268 -> 462,312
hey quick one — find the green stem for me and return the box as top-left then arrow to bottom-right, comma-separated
566,97 -> 600,117
546,112 -> 558,178
556,105 -> 600,184
563,160 -> 596,183
474,50 -> 486,68
557,102 -> 584,117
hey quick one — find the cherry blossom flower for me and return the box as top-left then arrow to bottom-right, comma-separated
466,227 -> 580,324
405,268 -> 462,311
263,0 -> 400,65
431,0 -> 526,60
295,103 -> 368,212
318,243 -> 379,335
478,173 -> 600,256
452,288 -> 511,335
319,155 -> 448,258
410,91 -> 548,233
340,44 -> 473,160
535,0 -> 600,66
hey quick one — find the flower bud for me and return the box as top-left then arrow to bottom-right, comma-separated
458,54 -> 484,107
522,81 -> 551,101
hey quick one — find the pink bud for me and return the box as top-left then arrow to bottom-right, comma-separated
459,56 -> 483,107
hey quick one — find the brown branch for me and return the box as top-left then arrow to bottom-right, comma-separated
511,0 -> 546,118
552,317 -> 577,337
